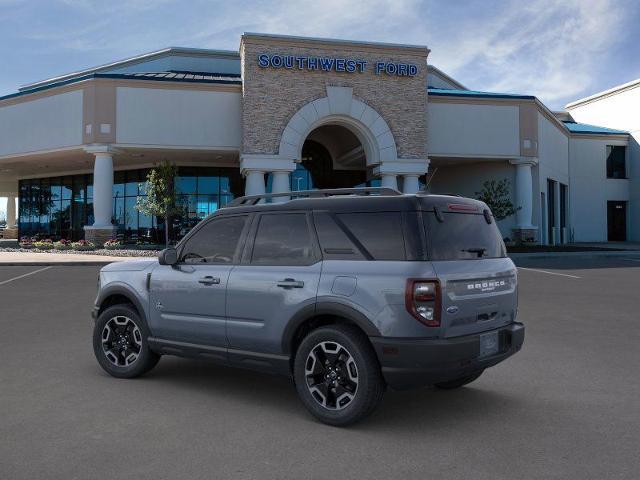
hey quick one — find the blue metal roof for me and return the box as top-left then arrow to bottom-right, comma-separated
428,87 -> 535,100
0,71 -> 242,103
562,121 -> 628,135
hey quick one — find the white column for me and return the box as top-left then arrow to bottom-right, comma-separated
402,175 -> 420,194
271,171 -> 291,203
511,159 -> 536,228
91,152 -> 115,227
6,195 -> 17,228
245,170 -> 266,196
380,174 -> 398,190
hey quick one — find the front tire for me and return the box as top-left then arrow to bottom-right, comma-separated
93,304 -> 160,378
294,324 -> 385,426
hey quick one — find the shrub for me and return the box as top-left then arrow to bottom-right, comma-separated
19,236 -> 34,249
71,240 -> 96,251
103,239 -> 123,250
33,239 -> 54,250
54,239 -> 73,250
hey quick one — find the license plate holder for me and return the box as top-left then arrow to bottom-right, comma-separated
479,331 -> 499,358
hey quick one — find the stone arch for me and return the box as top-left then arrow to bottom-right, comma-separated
278,86 -> 398,166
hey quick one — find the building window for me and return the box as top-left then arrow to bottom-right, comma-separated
18,166 -> 243,243
606,146 -> 626,179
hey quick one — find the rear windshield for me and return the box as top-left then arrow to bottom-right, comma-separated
423,212 -> 506,260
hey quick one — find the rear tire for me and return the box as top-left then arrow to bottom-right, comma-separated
434,370 -> 484,390
93,304 -> 160,379
294,324 -> 385,426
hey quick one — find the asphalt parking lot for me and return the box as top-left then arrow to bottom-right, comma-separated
1,257 -> 639,479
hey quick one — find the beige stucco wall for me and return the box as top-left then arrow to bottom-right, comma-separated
569,136 -> 630,242
567,85 -> 640,241
427,101 -> 520,157
429,161 -> 517,238
115,86 -> 242,148
0,90 -> 83,157
240,35 -> 429,160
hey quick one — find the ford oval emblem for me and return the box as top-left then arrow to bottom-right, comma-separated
446,306 -> 459,314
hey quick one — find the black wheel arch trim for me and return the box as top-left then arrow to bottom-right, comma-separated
281,301 -> 380,354
96,283 -> 147,324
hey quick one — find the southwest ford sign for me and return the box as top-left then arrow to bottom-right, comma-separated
257,54 -> 418,77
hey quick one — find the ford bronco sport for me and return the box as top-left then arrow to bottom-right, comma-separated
92,187 -> 524,426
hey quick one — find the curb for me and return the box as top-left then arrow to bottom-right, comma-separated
509,251 -> 640,259
0,261 -> 121,266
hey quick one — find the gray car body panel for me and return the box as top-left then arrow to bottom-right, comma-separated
94,193 -> 524,389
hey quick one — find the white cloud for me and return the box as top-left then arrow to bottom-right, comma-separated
2,0 -> 634,109
426,0 -> 628,107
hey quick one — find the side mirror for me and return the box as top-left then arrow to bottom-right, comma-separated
158,247 -> 178,266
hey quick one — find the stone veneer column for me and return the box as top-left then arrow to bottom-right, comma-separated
83,145 -> 117,245
510,157 -> 538,242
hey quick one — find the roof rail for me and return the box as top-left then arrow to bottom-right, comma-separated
225,187 -> 402,207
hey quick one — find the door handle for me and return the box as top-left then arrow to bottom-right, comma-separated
277,278 -> 304,288
198,276 -> 221,285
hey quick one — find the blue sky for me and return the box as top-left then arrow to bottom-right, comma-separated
1,0 -> 639,215
1,0 -> 639,109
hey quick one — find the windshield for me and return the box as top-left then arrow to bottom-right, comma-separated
423,212 -> 506,260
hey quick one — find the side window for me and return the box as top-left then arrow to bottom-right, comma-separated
606,145 -> 626,179
336,212 -> 406,260
180,215 -> 247,264
313,212 -> 365,260
251,213 -> 315,266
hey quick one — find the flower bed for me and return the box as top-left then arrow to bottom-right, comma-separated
33,240 -> 54,250
103,239 -> 123,250
0,247 -> 160,257
54,239 -> 73,250
6,236 -> 163,257
70,240 -> 96,251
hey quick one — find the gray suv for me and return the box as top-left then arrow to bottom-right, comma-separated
92,188 -> 524,426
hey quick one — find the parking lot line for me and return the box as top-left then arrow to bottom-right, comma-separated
0,266 -> 52,286
517,267 -> 581,279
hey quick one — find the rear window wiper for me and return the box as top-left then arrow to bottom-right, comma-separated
461,247 -> 487,258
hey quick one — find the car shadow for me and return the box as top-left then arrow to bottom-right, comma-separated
132,357 -> 522,430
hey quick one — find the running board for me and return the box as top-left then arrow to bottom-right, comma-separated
147,337 -> 291,375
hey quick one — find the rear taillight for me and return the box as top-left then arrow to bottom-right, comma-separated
405,279 -> 441,327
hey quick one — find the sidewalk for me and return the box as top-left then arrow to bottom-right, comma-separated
509,250 -> 640,259
509,242 -> 640,259
0,251 -> 152,266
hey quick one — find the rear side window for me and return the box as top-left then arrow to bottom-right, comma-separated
251,213 -> 315,265
336,212 -> 406,261
313,212 -> 365,260
423,212 -> 506,260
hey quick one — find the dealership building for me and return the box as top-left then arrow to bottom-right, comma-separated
0,33 -> 637,244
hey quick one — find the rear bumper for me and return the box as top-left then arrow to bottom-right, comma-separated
370,323 -> 525,390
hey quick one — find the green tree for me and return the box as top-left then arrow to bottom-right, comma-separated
475,179 -> 519,221
136,161 -> 181,247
